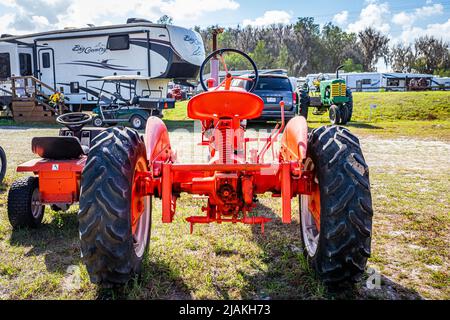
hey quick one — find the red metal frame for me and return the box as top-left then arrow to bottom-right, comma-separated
17,157 -> 85,204
135,71 -> 316,233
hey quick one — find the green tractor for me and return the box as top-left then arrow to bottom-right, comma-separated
299,66 -> 353,125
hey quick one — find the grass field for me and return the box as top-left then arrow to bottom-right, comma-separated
0,91 -> 449,300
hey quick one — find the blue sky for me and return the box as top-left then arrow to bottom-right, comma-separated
1,0 -> 449,44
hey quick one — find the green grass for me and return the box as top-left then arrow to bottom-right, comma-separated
164,92 -> 450,140
0,91 -> 448,300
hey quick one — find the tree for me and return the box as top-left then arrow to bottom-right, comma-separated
342,58 -> 364,72
358,28 -> 390,71
249,40 -> 274,69
276,44 -> 289,69
321,23 -> 360,72
390,43 -> 416,72
157,15 -> 173,25
413,36 -> 449,74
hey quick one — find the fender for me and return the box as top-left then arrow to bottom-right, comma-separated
279,116 -> 308,162
144,116 -> 173,163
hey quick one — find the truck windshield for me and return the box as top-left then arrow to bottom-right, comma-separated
252,77 -> 292,91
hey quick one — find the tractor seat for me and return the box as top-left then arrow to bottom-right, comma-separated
32,137 -> 87,160
187,90 -> 264,120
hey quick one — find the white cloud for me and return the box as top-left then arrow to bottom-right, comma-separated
392,12 -> 413,27
347,1 -> 391,34
415,3 -> 444,16
399,18 -> 450,43
333,10 -> 349,25
242,10 -> 292,27
392,3 -> 444,28
0,0 -> 240,34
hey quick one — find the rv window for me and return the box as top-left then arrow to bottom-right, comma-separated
107,35 -> 130,51
387,79 -> 399,87
362,79 -> 371,85
0,53 -> 11,79
19,53 -> 32,76
42,52 -> 51,68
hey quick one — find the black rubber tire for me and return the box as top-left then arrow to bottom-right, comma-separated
344,88 -> 353,123
92,116 -> 104,127
300,125 -> 373,284
0,146 -> 6,184
7,176 -> 45,229
78,127 -> 151,286
338,105 -> 349,125
130,115 -> 145,130
299,89 -> 310,119
329,105 -> 340,125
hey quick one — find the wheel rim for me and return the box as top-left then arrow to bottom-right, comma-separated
329,107 -> 336,123
301,158 -> 321,257
132,117 -> 142,128
31,188 -> 43,219
131,157 -> 150,258
94,118 -> 102,126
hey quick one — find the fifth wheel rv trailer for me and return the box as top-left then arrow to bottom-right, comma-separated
0,20 -> 205,111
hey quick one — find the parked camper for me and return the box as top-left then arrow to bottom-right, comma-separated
0,20 -> 205,112
306,72 -> 435,92
432,77 -> 450,90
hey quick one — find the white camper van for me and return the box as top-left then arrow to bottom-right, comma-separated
0,19 -> 205,111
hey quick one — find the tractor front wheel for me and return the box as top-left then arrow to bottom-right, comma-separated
7,176 -> 45,229
300,125 -> 373,285
329,105 -> 340,125
79,127 -> 151,286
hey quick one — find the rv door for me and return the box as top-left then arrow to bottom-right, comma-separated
38,48 -> 56,92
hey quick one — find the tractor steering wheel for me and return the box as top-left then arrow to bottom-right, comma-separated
199,48 -> 259,93
56,112 -> 92,132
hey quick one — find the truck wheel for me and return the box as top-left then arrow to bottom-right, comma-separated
130,115 -> 145,130
92,116 -> 104,127
329,105 -> 340,125
0,146 -> 6,184
300,125 -> 373,284
7,176 -> 45,229
299,89 -> 310,119
79,127 -> 151,286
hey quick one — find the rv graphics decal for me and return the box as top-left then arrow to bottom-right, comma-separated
72,43 -> 107,55
183,35 -> 202,56
62,60 -> 142,72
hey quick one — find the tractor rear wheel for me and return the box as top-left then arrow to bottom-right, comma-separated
7,176 -> 45,229
344,88 -> 353,123
329,105 -> 340,125
78,127 -> 151,286
300,125 -> 373,285
299,89 -> 310,119
338,105 -> 349,125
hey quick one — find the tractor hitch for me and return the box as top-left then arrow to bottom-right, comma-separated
186,215 -> 272,234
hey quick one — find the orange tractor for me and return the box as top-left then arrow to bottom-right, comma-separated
77,49 -> 373,286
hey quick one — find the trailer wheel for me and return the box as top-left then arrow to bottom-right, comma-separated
299,89 -> 310,119
7,176 -> 45,229
79,127 -> 151,286
130,115 -> 145,130
300,125 -> 373,284
92,116 -> 104,127
329,105 -> 340,125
